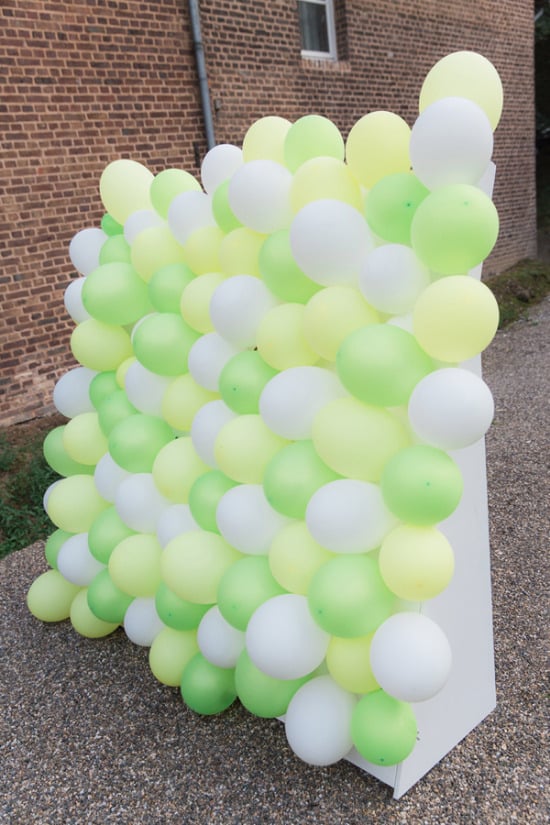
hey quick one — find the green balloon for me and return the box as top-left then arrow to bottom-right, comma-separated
88,506 -> 136,564
219,350 -> 278,414
411,184 -> 499,275
43,427 -> 95,477
308,555 -> 394,637
44,529 -> 73,570
89,371 -> 119,409
155,582 -> 211,630
101,213 -> 124,236
108,414 -> 174,473
364,173 -> 429,246
212,179 -> 242,232
180,653 -> 236,715
150,168 -> 201,218
235,651 -> 310,718
336,324 -> 434,407
351,690 -> 417,766
148,263 -> 195,313
284,114 -> 344,172
98,234 -> 132,265
217,556 -> 286,631
381,445 -> 463,525
263,440 -> 340,519
97,389 -> 138,436
188,470 -> 238,532
133,313 -> 200,376
87,569 -> 133,623
81,262 -> 152,326
259,230 -> 320,303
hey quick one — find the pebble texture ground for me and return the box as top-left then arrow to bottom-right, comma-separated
1,299 -> 548,825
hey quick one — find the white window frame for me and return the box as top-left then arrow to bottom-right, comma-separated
298,0 -> 337,61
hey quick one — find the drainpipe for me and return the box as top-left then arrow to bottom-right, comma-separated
188,0 -> 216,150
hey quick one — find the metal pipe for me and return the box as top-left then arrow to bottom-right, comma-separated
188,0 -> 216,151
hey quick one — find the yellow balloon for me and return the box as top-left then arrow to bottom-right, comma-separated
70,588 -> 119,638
215,414 -> 287,484
116,356 -> 136,389
184,226 -> 225,274
326,634 -> 379,694
161,530 -> 242,604
62,412 -> 108,466
346,111 -> 411,188
412,275 -> 499,362
419,51 -> 503,131
108,534 -> 163,597
312,397 -> 410,482
47,475 -> 109,533
379,524 -> 455,602
27,570 -> 81,623
99,159 -> 154,225
290,157 -> 362,213
269,521 -> 333,594
71,319 -> 133,372
148,626 -> 199,686
256,303 -> 319,370
152,436 -> 209,502
161,373 -> 218,432
181,272 -> 227,333
131,225 -> 186,282
303,285 -> 380,362
242,116 -> 292,164
219,227 -> 265,277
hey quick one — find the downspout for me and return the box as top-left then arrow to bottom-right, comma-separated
188,0 -> 216,150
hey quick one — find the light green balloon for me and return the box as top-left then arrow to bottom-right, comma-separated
148,263 -> 195,313
101,213 -> 124,236
364,173 -> 429,246
149,627 -> 199,686
47,475 -> 109,533
27,570 -> 81,622
155,583 -> 211,630
44,529 -> 73,570
212,179 -> 242,232
88,506 -> 136,564
98,234 -> 131,264
43,427 -> 95,477
132,313 -> 200,376
263,440 -> 340,519
284,114 -> 344,172
70,588 -> 119,638
188,470 -> 238,532
149,168 -> 201,218
235,651 -> 310,718
259,230 -> 320,303
180,653 -> 236,715
351,690 -> 417,766
87,569 -> 133,624
217,556 -> 286,631
97,389 -> 138,437
89,371 -> 119,409
108,414 -> 174,473
161,530 -> 241,604
108,534 -> 163,597
82,262 -> 152,325
218,350 -> 278,414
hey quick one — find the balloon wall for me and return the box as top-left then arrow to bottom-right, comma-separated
28,51 -> 502,773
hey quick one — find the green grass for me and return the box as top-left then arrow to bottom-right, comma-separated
487,258 -> 550,328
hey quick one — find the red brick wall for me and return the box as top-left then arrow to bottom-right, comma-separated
0,0 -> 536,425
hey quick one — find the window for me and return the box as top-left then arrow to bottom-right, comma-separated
298,0 -> 337,60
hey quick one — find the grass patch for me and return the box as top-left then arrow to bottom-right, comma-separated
486,258 -> 550,328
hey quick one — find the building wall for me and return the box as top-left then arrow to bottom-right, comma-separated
0,0 -> 536,425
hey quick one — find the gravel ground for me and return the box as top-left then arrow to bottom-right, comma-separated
1,299 -> 548,825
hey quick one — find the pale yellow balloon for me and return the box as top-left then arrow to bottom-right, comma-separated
116,356 -> 136,389
269,521 -> 333,594
214,414 -> 288,484
130,225 -> 186,283
62,412 -> 108,466
99,159 -> 154,225
161,530 -> 242,604
379,524 -> 455,602
148,626 -> 199,686
290,157 -> 362,213
161,373 -> 218,432
326,634 -> 379,694
108,534 -> 163,597
242,116 -> 292,164
27,570 -> 81,623
180,272 -> 227,333
303,285 -> 380,362
47,475 -> 109,533
70,589 -> 119,638
184,226 -> 225,274
346,111 -> 411,188
71,319 -> 133,372
256,303 -> 319,370
152,436 -> 209,502
219,227 -> 265,277
419,51 -> 503,130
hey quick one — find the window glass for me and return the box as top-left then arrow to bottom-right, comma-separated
298,1 -> 330,54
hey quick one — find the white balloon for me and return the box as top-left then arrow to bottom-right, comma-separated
246,594 -> 330,680
290,199 -> 373,286
168,190 -> 216,245
359,244 -> 430,315
285,676 -> 356,766
94,453 -> 131,503
408,368 -> 495,450
410,97 -> 494,190
370,612 -> 452,702
201,143 -> 244,194
228,159 -> 293,234
197,606 -> 245,668
306,479 -> 397,553
190,400 -> 237,467
124,361 -> 172,417
123,597 -> 165,646
386,313 -> 414,334
259,366 -> 346,440
69,227 -> 107,276
209,275 -> 279,348
216,484 -> 291,555
64,278 -> 91,323
188,332 -> 240,392
123,209 -> 164,244
56,533 -> 104,586
156,504 -> 198,548
115,473 -> 170,533
53,367 -> 97,418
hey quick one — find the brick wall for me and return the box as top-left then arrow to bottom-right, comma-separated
0,0 -> 536,425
